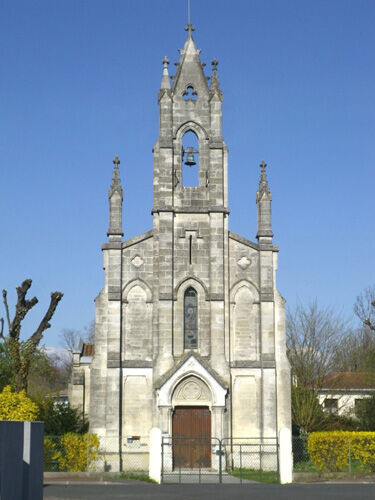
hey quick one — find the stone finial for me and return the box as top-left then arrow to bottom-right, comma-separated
161,56 -> 171,89
256,159 -> 273,240
109,155 -> 123,199
257,160 -> 271,201
108,155 -> 123,238
113,155 -> 120,168
185,23 -> 195,35
209,58 -> 222,100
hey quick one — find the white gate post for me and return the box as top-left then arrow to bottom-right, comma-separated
149,427 -> 162,483
279,427 -> 293,484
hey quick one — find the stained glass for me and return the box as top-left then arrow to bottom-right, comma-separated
184,287 -> 198,349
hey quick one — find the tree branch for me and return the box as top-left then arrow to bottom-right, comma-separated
364,318 -> 375,331
26,291 -> 64,354
2,289 -> 11,332
0,317 -> 4,339
9,279 -> 38,341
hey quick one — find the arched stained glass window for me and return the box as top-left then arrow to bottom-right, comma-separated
184,287 -> 198,349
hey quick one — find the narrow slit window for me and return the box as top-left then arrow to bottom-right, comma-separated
184,287 -> 198,349
189,235 -> 192,265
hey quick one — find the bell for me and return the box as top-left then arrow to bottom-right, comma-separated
184,152 -> 196,166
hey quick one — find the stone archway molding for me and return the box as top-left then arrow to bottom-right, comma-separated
156,353 -> 227,408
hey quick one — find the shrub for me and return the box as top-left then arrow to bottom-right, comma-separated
308,431 -> 375,472
36,395 -> 88,435
56,433 -> 100,472
44,437 -> 61,471
355,396 -> 375,431
308,431 -> 349,471
291,386 -> 326,433
0,385 -> 38,421
350,433 -> 375,471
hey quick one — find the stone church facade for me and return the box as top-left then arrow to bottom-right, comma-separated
69,26 -> 291,471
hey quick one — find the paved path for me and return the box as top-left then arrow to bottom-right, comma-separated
44,482 -> 375,500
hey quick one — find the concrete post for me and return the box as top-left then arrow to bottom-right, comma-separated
149,427 -> 162,484
23,421 -> 44,500
279,427 -> 293,484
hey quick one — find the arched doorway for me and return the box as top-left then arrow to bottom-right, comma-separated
171,376 -> 212,469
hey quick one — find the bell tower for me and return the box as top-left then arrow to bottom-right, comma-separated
153,23 -> 228,212
152,25 -> 230,381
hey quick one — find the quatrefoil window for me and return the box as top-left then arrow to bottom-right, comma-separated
183,85 -> 197,101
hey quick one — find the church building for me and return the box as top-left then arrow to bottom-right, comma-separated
69,25 -> 291,472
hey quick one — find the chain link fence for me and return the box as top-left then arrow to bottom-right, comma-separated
161,436 -> 279,483
44,433 -> 281,482
44,434 -> 148,473
292,435 -> 311,472
222,437 -> 279,483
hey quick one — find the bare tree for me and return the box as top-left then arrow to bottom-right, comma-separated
333,286 -> 375,373
1,279 -> 63,392
287,300 -> 350,389
60,321 -> 95,351
333,328 -> 375,373
354,286 -> 375,332
60,328 -> 80,351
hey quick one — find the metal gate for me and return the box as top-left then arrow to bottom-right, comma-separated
161,436 -> 279,484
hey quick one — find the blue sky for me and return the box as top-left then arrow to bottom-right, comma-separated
1,1 -> 374,347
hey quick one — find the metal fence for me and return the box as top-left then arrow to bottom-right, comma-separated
161,436 -> 279,484
44,433 -> 280,481
222,437 -> 279,483
44,434 -> 148,473
292,435 -> 310,472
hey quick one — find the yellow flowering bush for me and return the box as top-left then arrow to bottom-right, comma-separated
308,431 -> 375,472
0,385 -> 38,421
57,433 -> 100,472
350,433 -> 375,471
44,438 -> 61,471
308,432 -> 349,471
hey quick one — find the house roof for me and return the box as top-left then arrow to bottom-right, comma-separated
82,343 -> 95,357
321,372 -> 375,390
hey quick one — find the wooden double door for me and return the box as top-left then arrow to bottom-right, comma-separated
172,406 -> 211,469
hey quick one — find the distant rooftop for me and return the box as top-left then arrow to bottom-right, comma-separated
82,343 -> 95,357
321,372 -> 375,390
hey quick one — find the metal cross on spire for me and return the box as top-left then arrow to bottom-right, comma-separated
260,160 -> 267,173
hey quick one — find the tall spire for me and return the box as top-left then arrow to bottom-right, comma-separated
160,56 -> 171,89
108,155 -> 123,239
256,160 -> 273,240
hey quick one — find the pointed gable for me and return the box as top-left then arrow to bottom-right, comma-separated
155,352 -> 228,407
172,30 -> 209,101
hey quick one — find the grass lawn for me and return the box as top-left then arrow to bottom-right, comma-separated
293,459 -> 373,474
228,468 -> 279,483
118,472 -> 157,483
